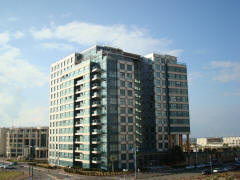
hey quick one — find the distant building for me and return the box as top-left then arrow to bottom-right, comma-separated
196,137 -> 223,148
0,128 -> 8,157
223,137 -> 240,147
0,127 -> 49,160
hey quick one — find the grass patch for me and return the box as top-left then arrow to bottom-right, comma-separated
0,171 -> 23,180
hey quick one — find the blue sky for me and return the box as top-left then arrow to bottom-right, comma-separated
0,0 -> 239,137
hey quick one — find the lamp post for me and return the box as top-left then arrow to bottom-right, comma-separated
132,146 -> 138,180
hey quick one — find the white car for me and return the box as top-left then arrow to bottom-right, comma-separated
0,163 -> 5,168
3,165 -> 14,169
185,165 -> 195,169
213,168 -> 224,173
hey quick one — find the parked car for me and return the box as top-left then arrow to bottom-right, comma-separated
0,163 -> 5,168
10,162 -> 17,165
3,165 -> 14,169
213,167 -> 224,173
196,164 -> 206,168
185,165 -> 195,169
202,169 -> 211,175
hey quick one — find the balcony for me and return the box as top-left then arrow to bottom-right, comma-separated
92,101 -> 101,108
91,66 -> 101,73
91,148 -> 101,154
91,83 -> 101,90
91,129 -> 102,135
92,157 -> 101,164
75,113 -> 84,118
92,93 -> 101,99
92,138 -> 101,144
75,89 -> 82,94
91,75 -> 101,81
91,110 -> 102,117
91,119 -> 101,126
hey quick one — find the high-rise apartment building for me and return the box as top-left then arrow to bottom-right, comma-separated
49,45 -> 190,170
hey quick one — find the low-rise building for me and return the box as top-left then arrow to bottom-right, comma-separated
223,137 -> 240,147
0,128 -> 8,157
196,137 -> 223,148
0,127 -> 49,160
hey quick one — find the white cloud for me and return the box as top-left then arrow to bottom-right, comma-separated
210,61 -> 240,82
31,21 -> 183,56
0,32 -> 9,45
41,42 -> 75,51
7,16 -> 18,22
13,31 -> 25,39
0,32 -> 49,127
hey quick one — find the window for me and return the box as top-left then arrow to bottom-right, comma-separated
128,108 -> 133,114
129,153 -> 134,160
128,135 -> 134,141
121,154 -> 126,160
122,163 -> 126,169
155,64 -> 160,70
128,99 -> 133,106
128,117 -> 133,123
164,143 -> 168,148
120,81 -> 125,87
156,80 -> 161,86
158,126 -> 162,132
156,72 -> 160,78
158,143 -> 163,149
128,144 -> 133,151
156,88 -> 161,93
127,82 -> 132,88
127,90 -> 132,96
127,73 -> 132,79
128,125 -> 133,132
120,72 -> 125,78
120,63 -> 125,70
120,89 -> 125,96
121,144 -> 126,151
120,98 -> 126,105
121,125 -> 126,132
120,107 -> 126,114
121,116 -> 126,123
127,65 -> 132,71
120,135 -> 126,141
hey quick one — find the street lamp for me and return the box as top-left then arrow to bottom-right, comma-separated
132,146 -> 138,180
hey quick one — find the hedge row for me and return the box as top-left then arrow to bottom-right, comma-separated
64,168 -> 131,176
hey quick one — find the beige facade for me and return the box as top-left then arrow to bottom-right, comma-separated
197,137 -> 223,148
3,127 -> 49,160
0,128 -> 8,156
223,137 -> 240,147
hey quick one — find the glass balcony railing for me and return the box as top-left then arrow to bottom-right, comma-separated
92,101 -> 101,107
92,129 -> 102,134
91,66 -> 101,73
92,157 -> 101,163
92,75 -> 101,81
92,93 -> 101,98
92,110 -> 103,116
92,83 -> 101,89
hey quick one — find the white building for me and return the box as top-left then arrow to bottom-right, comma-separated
223,137 -> 240,147
196,137 -> 223,148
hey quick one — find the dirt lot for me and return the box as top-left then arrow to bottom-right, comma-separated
135,170 -> 240,179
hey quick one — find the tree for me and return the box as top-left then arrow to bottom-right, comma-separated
109,155 -> 116,172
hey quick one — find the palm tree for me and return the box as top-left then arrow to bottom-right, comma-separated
109,155 -> 116,172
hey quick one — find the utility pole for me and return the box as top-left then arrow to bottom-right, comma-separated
210,153 -> 212,173
134,148 -> 137,180
195,145 -> 198,167
32,165 -> 33,180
